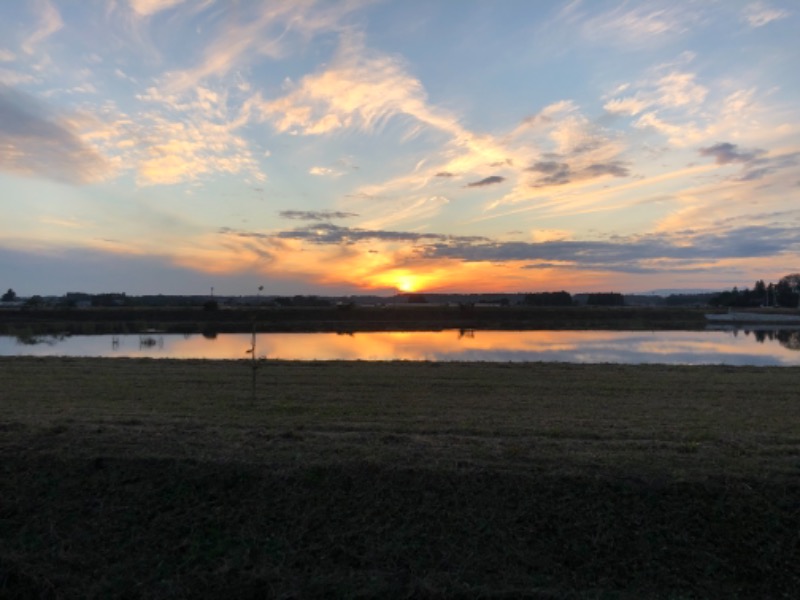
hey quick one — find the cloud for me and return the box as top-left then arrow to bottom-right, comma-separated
466,175 -> 505,188
603,96 -> 651,116
0,49 -> 15,62
279,210 -> 358,221
161,2 -> 368,93
77,85 -> 266,186
21,0 -> 63,55
698,142 -> 763,165
418,225 -> 800,273
655,72 -> 707,109
222,224 -> 488,247
584,162 -> 630,178
356,195 -> 451,232
258,32 -> 464,140
604,70 -> 706,119
0,67 -> 37,86
525,160 -> 629,188
743,2 -> 790,27
695,142 -> 799,182
0,84 -> 110,184
435,171 -> 454,177
569,4 -> 696,47
129,0 -> 187,18
309,166 -> 344,177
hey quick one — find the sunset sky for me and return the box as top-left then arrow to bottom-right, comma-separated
1,0 -> 798,296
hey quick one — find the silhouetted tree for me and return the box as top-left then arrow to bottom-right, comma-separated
711,274 -> 800,308
586,293 -> 624,306
754,280 -> 767,304
2,288 -> 16,302
524,291 -> 573,306
24,295 -> 43,309
776,277 -> 800,308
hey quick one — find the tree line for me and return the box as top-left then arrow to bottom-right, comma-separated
710,274 -> 800,308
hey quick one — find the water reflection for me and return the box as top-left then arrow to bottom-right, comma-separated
2,329 -> 800,365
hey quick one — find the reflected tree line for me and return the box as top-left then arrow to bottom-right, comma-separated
740,329 -> 800,351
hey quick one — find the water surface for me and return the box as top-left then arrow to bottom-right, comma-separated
2,329 -> 800,365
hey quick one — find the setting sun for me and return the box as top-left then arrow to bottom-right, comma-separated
396,275 -> 420,293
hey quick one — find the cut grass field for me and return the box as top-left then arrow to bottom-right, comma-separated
1,357 -> 799,598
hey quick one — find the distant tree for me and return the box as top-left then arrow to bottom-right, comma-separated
203,300 -> 219,311
91,293 -> 127,307
524,291 -> 572,306
775,274 -> 800,308
2,288 -> 17,302
24,295 -> 44,309
710,275 -> 800,308
754,279 -> 767,302
665,293 -> 716,307
779,273 -> 800,288
586,293 -> 624,306
406,294 -> 428,304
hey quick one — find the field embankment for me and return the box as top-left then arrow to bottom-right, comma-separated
0,305 -> 710,336
1,358 -> 798,598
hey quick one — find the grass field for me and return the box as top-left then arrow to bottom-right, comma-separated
1,357 -> 799,598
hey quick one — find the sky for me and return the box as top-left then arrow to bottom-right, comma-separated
1,0 -> 798,297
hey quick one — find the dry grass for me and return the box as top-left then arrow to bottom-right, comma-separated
1,357 -> 799,598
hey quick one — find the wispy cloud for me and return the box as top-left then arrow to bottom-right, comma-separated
161,1 -> 367,93
466,175 -> 505,188
279,210 -> 358,221
604,69 -> 707,117
560,2 -> 698,48
260,32 -> 459,137
742,2 -> 790,27
129,0 -> 188,18
225,223 -> 487,246
21,0 -> 63,55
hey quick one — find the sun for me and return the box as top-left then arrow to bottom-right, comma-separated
367,269 -> 432,293
396,275 -> 419,293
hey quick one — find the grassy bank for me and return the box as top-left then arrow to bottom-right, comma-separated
1,358 -> 799,598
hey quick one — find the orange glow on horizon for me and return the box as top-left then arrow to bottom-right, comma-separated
171,230 -> 774,295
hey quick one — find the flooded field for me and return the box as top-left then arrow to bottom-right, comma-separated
2,328 -> 799,365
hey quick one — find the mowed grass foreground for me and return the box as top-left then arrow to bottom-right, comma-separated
1,357 -> 798,598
